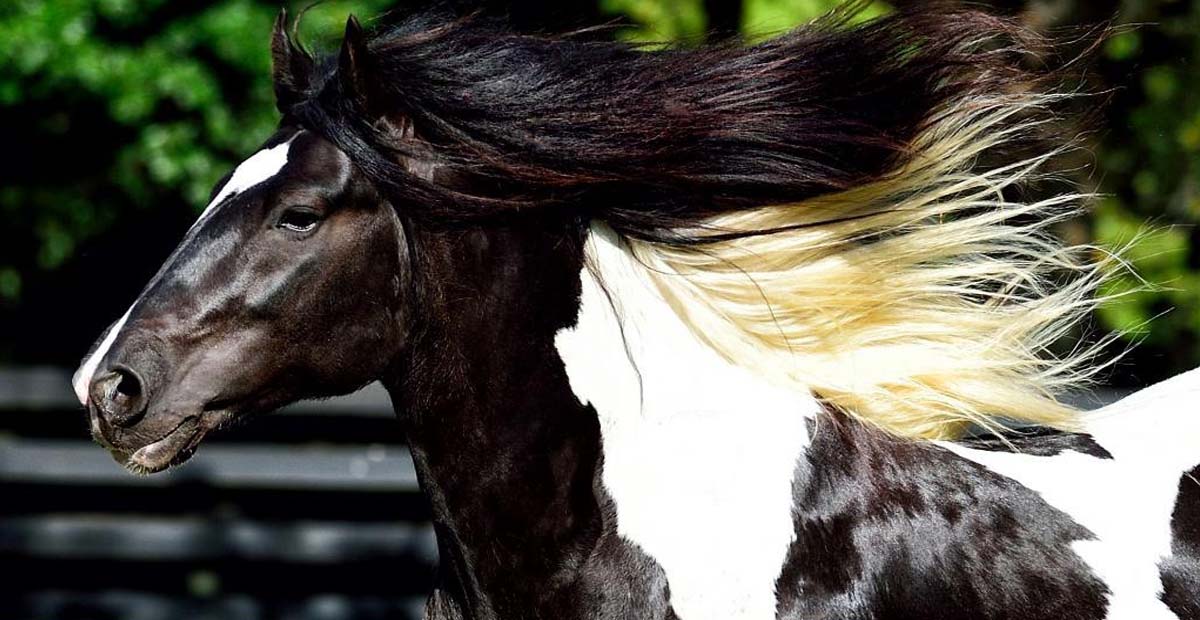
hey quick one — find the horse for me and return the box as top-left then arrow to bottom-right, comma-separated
72,5 -> 1200,619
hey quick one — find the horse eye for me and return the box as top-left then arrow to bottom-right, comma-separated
277,208 -> 321,233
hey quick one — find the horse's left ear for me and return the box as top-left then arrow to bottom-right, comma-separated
339,15 -> 373,108
339,15 -> 417,144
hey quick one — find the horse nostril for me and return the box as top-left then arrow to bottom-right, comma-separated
93,367 -> 148,427
114,369 -> 142,400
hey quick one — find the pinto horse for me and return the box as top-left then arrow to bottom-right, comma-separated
73,6 -> 1199,620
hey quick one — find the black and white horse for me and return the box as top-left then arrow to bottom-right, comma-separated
74,6 -> 1199,619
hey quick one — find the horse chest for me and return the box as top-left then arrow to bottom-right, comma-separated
556,229 -> 815,620
594,392 -> 809,620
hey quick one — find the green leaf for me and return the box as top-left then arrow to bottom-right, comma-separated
601,0 -> 707,43
1104,30 -> 1141,61
743,0 -> 890,36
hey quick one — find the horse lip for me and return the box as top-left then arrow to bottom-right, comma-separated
88,409 -> 118,452
126,416 -> 205,474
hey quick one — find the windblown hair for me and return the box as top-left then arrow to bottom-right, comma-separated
284,3 -> 1122,439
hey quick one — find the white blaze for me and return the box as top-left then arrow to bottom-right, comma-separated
72,138 -> 295,406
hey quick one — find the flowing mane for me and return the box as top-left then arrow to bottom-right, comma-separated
283,3 -> 1121,439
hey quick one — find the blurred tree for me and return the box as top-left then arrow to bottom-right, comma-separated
0,0 -> 599,364
1085,2 -> 1200,377
0,0 -> 394,361
0,0 -> 395,275
602,0 -> 708,42
3,0 -> 1197,382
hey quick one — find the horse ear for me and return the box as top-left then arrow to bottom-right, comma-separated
271,9 -> 313,114
339,15 -> 416,146
339,15 -> 372,107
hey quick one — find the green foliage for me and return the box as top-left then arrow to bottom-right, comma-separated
742,0 -> 888,36
602,0 -> 887,42
0,0 -> 389,296
1094,199 -> 1197,344
4,0 -> 1196,372
601,0 -> 708,43
1087,3 -> 1200,362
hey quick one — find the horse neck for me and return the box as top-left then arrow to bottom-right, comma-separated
383,219 -> 606,615
385,220 -> 824,618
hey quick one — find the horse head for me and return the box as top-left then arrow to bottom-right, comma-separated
74,16 -> 414,473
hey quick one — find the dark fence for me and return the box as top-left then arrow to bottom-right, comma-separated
0,368 -> 436,620
1,366 -> 1132,620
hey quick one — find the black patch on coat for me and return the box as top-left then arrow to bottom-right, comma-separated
959,426 -> 1114,459
776,413 -> 1110,620
1160,464 -> 1200,619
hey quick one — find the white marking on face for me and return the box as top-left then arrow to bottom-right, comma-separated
72,137 -> 297,406
940,366 -> 1200,620
555,225 -> 815,620
71,308 -> 132,405
200,138 -> 294,223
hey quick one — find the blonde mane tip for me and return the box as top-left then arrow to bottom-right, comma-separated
623,93 -> 1129,440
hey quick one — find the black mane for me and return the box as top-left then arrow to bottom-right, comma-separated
283,2 -> 1070,242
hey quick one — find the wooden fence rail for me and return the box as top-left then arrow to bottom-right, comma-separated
0,367 -> 1129,620
0,367 -> 435,620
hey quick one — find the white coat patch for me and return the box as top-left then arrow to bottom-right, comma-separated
72,137 -> 296,405
554,225 -> 815,620
940,367 -> 1200,620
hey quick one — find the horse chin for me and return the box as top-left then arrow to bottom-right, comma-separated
105,416 -> 208,475
90,400 -> 244,475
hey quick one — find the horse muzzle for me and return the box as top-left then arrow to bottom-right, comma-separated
88,405 -> 205,474
80,329 -> 211,473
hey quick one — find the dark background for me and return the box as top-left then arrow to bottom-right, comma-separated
0,0 -> 1196,618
